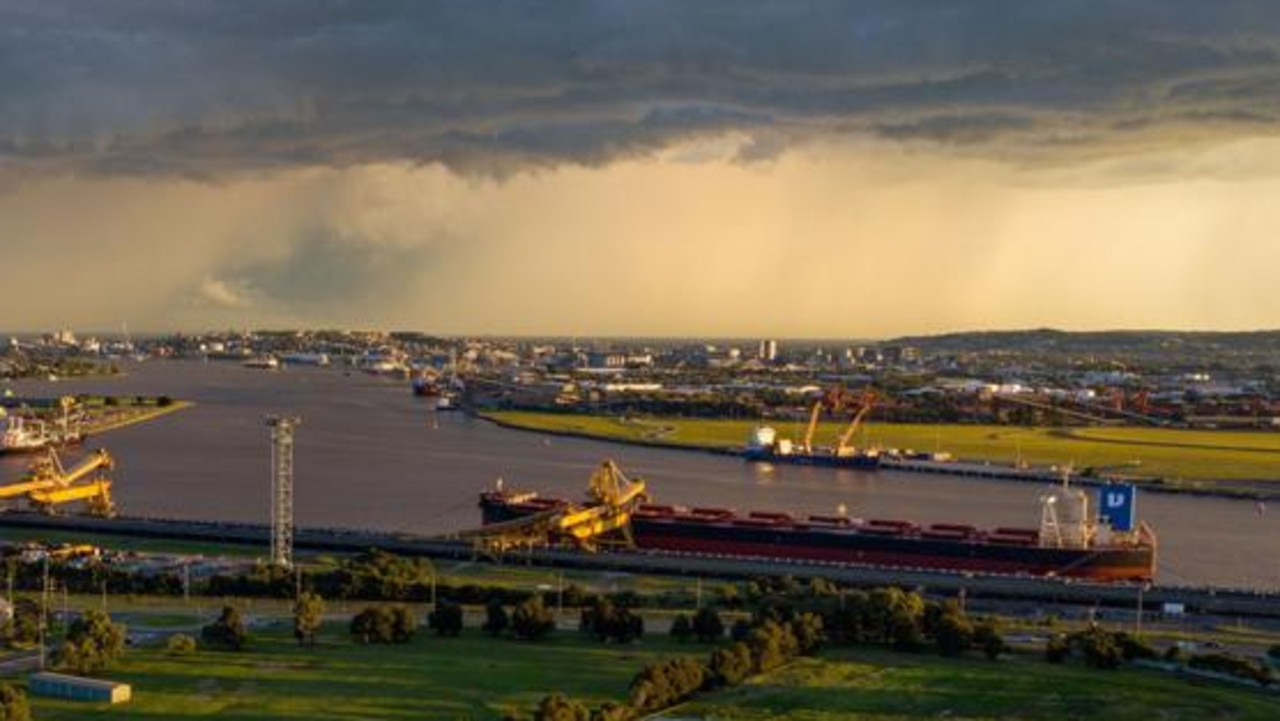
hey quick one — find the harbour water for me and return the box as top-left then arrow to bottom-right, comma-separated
2,359 -> 1278,589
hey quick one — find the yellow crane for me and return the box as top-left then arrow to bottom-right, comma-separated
835,390 -> 877,457
0,448 -> 116,517
800,387 -> 851,454
800,386 -> 877,456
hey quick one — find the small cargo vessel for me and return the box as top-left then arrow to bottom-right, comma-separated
743,387 -> 881,469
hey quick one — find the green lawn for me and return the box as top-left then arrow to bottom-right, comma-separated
20,622 -> 688,720
673,648 -> 1280,720
485,411 -> 1280,483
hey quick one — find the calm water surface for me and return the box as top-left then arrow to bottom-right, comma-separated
3,360 -> 1277,589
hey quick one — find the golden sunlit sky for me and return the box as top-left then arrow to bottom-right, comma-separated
4,2 -> 1280,337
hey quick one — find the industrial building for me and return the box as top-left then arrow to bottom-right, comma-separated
28,672 -> 132,704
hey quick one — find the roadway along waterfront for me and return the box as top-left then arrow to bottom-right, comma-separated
2,359 -> 1279,589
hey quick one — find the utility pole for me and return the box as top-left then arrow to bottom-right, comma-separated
38,555 -> 49,670
266,415 -> 300,569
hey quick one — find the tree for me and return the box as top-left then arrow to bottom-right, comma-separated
708,642 -> 754,687
745,620 -> 799,673
790,612 -> 825,655
1073,627 -> 1123,670
691,607 -> 724,643
579,598 -> 643,644
533,692 -> 590,721
390,605 -> 418,643
669,614 -> 693,643
166,633 -> 197,655
57,609 -> 127,675
1,599 -> 43,648
973,621 -> 1009,660
293,592 -> 325,647
932,610 -> 974,658
511,596 -> 556,641
428,601 -> 464,637
0,683 -> 30,721
629,657 -> 706,714
350,605 -> 417,644
483,600 -> 510,637
202,606 -> 249,651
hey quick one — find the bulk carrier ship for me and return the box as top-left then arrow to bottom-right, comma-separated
478,471 -> 1156,582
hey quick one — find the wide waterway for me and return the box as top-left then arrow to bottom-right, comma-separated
2,359 -> 1277,589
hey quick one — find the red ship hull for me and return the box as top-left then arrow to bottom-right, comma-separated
479,494 -> 1156,582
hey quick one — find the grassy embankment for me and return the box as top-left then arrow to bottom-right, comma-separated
484,411 -> 1280,485
79,398 -> 193,435
19,622 -> 686,720
673,647 -> 1280,720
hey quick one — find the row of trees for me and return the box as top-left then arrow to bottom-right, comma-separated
532,614 -> 825,721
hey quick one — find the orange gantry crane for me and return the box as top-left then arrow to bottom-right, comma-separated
0,447 -> 116,517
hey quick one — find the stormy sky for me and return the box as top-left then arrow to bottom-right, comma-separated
4,1 -> 1280,336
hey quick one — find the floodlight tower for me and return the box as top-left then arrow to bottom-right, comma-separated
266,415 -> 300,569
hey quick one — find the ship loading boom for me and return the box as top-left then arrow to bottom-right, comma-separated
0,448 -> 117,517
458,460 -> 647,554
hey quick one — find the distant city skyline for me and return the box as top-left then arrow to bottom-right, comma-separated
5,3 -> 1280,335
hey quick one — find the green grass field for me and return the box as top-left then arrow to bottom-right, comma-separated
485,411 -> 1280,483
673,648 -> 1280,720
20,622 -> 687,720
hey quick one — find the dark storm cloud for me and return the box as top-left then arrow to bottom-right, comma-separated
228,229 -> 437,309
5,0 -> 1280,176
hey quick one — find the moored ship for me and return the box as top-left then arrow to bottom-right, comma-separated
743,387 -> 882,470
1,413 -> 85,455
478,470 -> 1156,582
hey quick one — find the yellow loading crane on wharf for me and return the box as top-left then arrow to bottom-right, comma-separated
800,386 -> 877,456
0,447 -> 116,517
457,460 -> 648,555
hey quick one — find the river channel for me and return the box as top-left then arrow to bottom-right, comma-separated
2,360 -> 1277,589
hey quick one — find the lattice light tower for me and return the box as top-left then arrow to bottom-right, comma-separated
266,415 -> 300,569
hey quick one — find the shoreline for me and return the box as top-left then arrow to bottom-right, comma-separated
476,412 -> 1280,503
85,399 -> 194,436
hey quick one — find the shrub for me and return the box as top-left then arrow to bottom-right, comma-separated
533,692 -> 590,721
691,607 -> 724,643
1189,653 -> 1275,685
483,600 -> 510,637
350,605 -> 417,644
202,606 -> 249,651
428,601 -> 464,637
512,596 -> 556,641
0,683 -> 30,721
166,633 -> 197,655
1045,634 -> 1071,664
669,613 -> 693,643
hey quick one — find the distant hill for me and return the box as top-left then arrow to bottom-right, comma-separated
884,329 -> 1280,367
